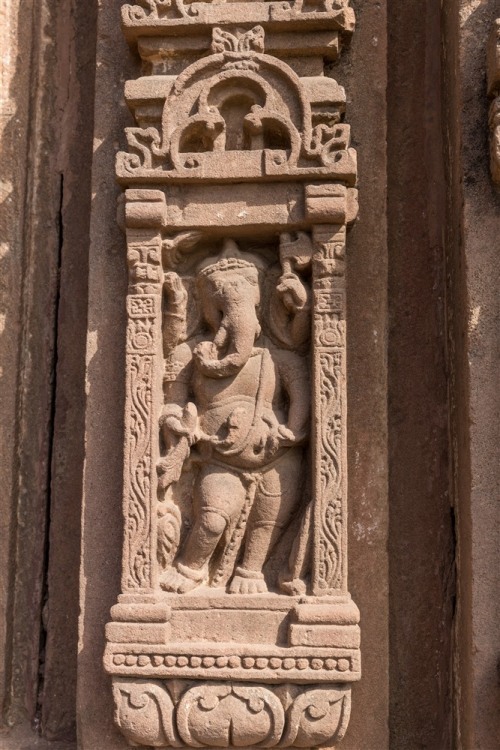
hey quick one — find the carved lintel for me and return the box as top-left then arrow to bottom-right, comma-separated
121,1 -> 355,50
115,29 -> 358,185
488,19 -> 500,183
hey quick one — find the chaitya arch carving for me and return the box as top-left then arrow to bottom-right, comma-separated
165,50 -> 304,173
105,3 -> 360,747
117,26 -> 353,182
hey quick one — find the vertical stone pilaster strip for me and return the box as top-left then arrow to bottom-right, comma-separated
311,223 -> 348,596
487,19 -> 500,183
122,230 -> 163,593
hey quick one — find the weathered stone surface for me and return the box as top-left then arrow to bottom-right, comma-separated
0,0 -> 53,730
387,0 -> 455,746
337,2 -> 388,747
488,19 -> 500,182
451,3 -> 500,749
0,0 -> 69,737
2,0 -> 496,748
0,0 -> 96,746
78,1 -> 390,748
100,4 -> 362,748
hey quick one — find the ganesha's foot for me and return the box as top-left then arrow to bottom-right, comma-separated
279,576 -> 307,596
159,562 -> 206,593
228,566 -> 268,595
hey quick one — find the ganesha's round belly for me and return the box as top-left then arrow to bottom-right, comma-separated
214,444 -> 287,469
199,401 -> 253,435
199,401 -> 286,469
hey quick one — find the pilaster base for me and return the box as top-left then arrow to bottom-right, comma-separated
105,594 -> 360,748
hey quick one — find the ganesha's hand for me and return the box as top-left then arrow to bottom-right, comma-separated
160,402 -> 198,446
193,340 -> 217,366
261,423 -> 299,455
276,273 -> 309,313
164,272 -> 188,312
276,424 -> 307,447
162,416 -> 190,438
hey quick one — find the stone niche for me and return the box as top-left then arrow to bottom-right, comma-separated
103,2 -> 361,747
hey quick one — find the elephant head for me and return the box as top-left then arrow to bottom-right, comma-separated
195,243 -> 262,378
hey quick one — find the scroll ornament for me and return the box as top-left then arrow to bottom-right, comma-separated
113,679 -> 351,748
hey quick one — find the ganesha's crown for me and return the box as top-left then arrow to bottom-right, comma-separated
198,239 -> 260,281
199,257 -> 256,279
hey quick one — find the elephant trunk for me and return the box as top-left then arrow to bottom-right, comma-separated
195,284 -> 260,378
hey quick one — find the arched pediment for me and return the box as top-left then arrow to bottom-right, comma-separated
163,47 -> 308,173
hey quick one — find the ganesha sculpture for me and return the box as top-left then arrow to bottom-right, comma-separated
105,3 -> 361,748
158,239 -> 311,597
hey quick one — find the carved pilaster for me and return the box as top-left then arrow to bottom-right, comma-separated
311,221 -> 348,595
105,4 -> 361,747
123,231 -> 163,592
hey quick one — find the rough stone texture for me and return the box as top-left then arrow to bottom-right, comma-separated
78,2 -> 137,746
337,2 -> 389,747
0,724 -> 74,750
0,0 -> 34,720
387,0 -> 455,746
0,0 -> 63,733
452,2 -> 500,749
487,18 -> 500,182
0,0 -> 96,747
40,0 -> 97,742
0,1 -> 497,749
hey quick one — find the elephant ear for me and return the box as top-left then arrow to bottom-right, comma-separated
256,264 -> 277,332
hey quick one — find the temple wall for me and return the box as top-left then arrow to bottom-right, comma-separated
0,1 -> 498,749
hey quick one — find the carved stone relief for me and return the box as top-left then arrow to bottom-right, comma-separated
113,679 -> 351,748
488,19 -> 500,183
105,2 -> 360,747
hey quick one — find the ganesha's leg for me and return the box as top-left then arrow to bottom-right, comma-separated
229,449 -> 303,594
161,465 -> 245,593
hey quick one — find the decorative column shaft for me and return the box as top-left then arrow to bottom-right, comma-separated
311,222 -> 348,595
123,230 -> 163,593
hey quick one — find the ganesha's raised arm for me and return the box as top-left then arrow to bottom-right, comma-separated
276,272 -> 311,351
162,271 -> 188,353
